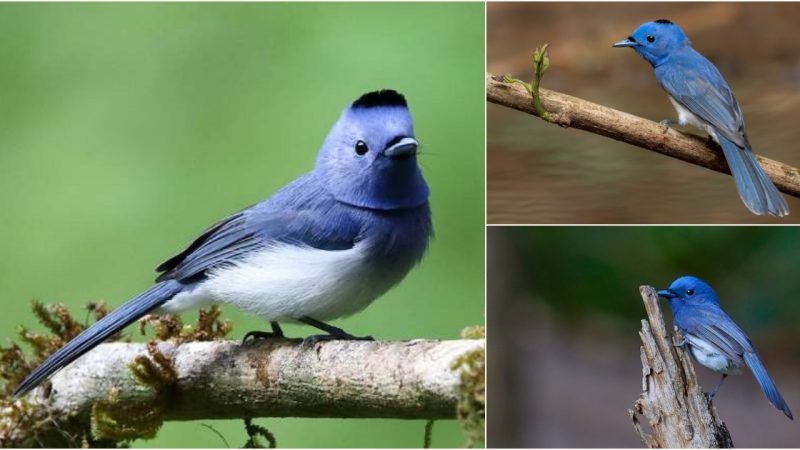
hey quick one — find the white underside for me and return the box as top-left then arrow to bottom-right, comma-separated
667,96 -> 719,143
158,241 -> 399,322
686,333 -> 743,374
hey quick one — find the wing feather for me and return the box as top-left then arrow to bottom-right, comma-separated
154,201 -> 361,283
657,55 -> 747,147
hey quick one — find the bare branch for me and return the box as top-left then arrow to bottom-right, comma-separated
486,72 -> 800,198
2,338 -> 483,447
630,286 -> 733,448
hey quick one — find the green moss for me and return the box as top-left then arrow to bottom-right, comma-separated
91,307 -> 232,443
137,305 -> 232,343
91,388 -> 164,442
0,301 -> 132,447
0,302 -> 233,447
451,326 -> 485,448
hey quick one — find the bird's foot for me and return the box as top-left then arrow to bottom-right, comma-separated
704,391 -> 716,402
242,322 -> 285,344
298,316 -> 374,345
706,135 -> 722,150
660,119 -> 676,133
302,333 -> 374,346
674,337 -> 687,348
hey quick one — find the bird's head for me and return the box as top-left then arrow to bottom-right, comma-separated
612,19 -> 690,67
657,275 -> 719,308
316,89 -> 429,211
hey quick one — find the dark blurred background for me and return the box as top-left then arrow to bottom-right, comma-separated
487,226 -> 800,447
488,2 -> 800,224
0,3 -> 484,447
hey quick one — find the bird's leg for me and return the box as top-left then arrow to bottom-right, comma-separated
705,135 -> 723,151
299,316 -> 374,344
660,119 -> 678,133
242,321 -> 285,343
706,373 -> 728,401
674,336 -> 687,348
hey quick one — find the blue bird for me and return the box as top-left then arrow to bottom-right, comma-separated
13,89 -> 433,397
613,20 -> 788,217
658,276 -> 793,419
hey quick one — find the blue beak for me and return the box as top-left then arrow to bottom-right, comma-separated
657,289 -> 676,299
383,137 -> 418,159
612,37 -> 638,48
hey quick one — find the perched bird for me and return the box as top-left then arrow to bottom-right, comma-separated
613,20 -> 789,217
658,275 -> 793,419
13,89 -> 433,397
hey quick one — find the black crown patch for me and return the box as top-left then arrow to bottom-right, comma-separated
352,90 -> 407,109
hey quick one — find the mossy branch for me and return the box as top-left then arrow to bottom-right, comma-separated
630,286 -> 733,448
2,338 -> 484,447
487,58 -> 800,198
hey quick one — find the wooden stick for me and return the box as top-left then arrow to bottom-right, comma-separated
487,72 -> 800,198
630,286 -> 733,448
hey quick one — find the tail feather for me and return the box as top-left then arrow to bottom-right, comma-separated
719,137 -> 789,217
744,351 -> 793,419
13,280 -> 183,397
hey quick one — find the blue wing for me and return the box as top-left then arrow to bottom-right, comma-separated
657,50 -> 788,216
156,175 -> 362,283
677,306 -> 751,364
656,50 -> 747,147
676,306 -> 792,418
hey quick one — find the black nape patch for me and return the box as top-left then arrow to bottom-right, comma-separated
655,19 -> 674,25
352,89 -> 407,109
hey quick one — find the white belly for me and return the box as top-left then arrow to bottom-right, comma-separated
159,241 -> 400,321
667,96 -> 720,143
686,333 -> 743,374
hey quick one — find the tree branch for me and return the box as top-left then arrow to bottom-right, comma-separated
2,338 -> 483,447
630,286 -> 733,448
486,72 -> 800,198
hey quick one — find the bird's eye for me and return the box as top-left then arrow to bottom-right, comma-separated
646,35 -> 655,43
686,289 -> 694,296
355,140 -> 369,156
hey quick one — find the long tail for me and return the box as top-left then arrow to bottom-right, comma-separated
718,137 -> 789,216
744,351 -> 793,419
13,280 -> 183,397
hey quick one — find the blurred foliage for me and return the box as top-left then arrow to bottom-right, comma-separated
0,2 -> 484,448
507,227 -> 800,336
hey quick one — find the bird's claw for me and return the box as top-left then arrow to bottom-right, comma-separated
242,330 -> 283,344
660,119 -> 674,133
301,334 -> 374,346
242,322 -> 285,344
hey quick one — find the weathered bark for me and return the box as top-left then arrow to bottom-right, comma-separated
630,286 -> 734,448
486,72 -> 800,198
2,338 -> 483,447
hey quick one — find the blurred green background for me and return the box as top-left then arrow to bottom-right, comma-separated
488,2 -> 800,223
488,227 -> 800,447
0,3 -> 485,447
